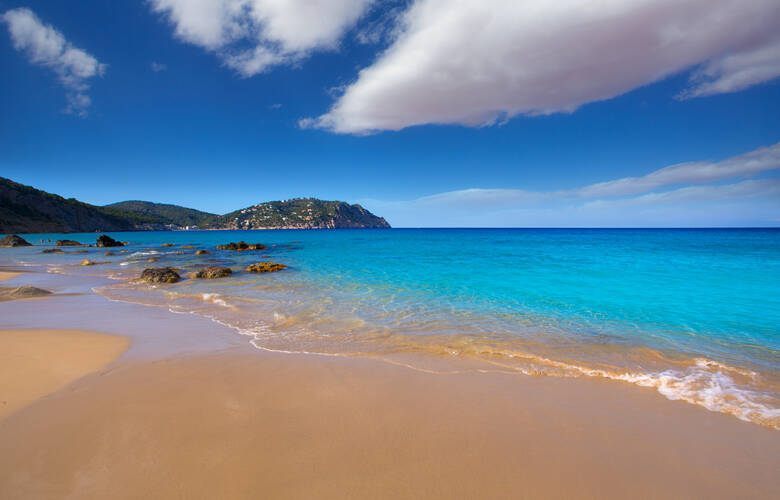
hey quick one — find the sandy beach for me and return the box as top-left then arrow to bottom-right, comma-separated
0,271 -> 21,282
0,329 -> 128,419
0,269 -> 778,499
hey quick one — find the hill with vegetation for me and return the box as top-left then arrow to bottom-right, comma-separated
0,177 -> 391,234
103,201 -> 219,228
219,198 -> 391,229
0,177 -> 135,233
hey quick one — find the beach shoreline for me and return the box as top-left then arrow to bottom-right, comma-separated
0,268 -> 778,498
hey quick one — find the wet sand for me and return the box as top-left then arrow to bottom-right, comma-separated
0,271 -> 21,282
0,270 -> 778,499
1,348 -> 778,499
0,329 -> 129,420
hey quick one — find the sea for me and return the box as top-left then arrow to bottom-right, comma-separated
3,228 -> 779,428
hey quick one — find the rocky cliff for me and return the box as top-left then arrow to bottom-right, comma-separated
218,198 -> 391,229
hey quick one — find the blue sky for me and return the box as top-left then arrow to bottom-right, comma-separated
1,0 -> 780,227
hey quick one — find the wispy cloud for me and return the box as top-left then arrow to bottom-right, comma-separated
150,61 -> 167,72
2,8 -> 105,116
306,0 -> 780,134
149,0 -> 375,76
571,142 -> 780,198
358,142 -> 780,227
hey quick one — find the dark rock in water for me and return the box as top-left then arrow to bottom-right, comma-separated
246,262 -> 287,273
160,243 -> 175,247
180,245 -> 195,249
217,241 -> 266,251
0,235 -> 32,247
96,234 -> 124,247
195,250 -> 210,255
55,239 -> 82,246
71,250 -> 89,254
147,257 -> 158,263
42,248 -> 65,254
189,266 -> 232,279
104,251 -> 116,256
0,286 -> 52,300
140,267 -> 181,284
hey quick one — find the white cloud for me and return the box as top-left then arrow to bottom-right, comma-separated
307,0 -> 780,134
573,142 -> 780,198
359,142 -> 780,227
150,0 -> 375,76
151,61 -> 168,72
2,8 -> 105,116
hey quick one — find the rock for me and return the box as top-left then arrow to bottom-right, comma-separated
180,245 -> 195,249
79,259 -> 107,266
189,266 -> 232,279
104,251 -> 116,256
42,249 -> 65,254
72,250 -> 89,254
217,241 -> 266,251
261,255 -> 271,258
96,234 -> 124,247
147,257 -> 159,263
246,262 -> 287,273
160,243 -> 176,247
140,267 -> 181,284
0,286 -> 52,300
195,250 -> 210,255
0,235 -> 32,247
55,239 -> 82,246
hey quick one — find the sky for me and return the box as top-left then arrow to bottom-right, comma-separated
1,0 -> 779,227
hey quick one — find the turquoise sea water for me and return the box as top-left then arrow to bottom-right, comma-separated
3,228 -> 779,427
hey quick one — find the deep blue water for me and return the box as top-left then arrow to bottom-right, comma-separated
3,228 -> 779,426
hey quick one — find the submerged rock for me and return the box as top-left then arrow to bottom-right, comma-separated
0,235 -> 32,247
195,250 -> 210,255
42,248 -> 65,254
140,267 -> 181,284
55,239 -> 82,246
96,234 -> 124,247
71,250 -> 89,254
0,286 -> 52,300
160,243 -> 176,247
147,257 -> 159,263
104,251 -> 116,256
217,241 -> 266,251
79,259 -> 108,266
180,245 -> 195,249
246,262 -> 287,273
189,266 -> 232,279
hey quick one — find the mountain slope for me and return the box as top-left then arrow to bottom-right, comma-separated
0,177 -> 135,233
0,177 -> 391,233
218,198 -> 391,229
103,201 -> 219,228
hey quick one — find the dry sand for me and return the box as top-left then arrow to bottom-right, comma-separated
1,347 -> 778,499
0,330 -> 129,420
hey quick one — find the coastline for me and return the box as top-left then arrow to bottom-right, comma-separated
0,268 -> 778,498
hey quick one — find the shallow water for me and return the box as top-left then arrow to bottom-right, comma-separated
3,228 -> 779,427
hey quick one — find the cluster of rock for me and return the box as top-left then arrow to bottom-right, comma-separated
246,262 -> 287,273
189,266 -> 232,279
0,235 -> 31,247
96,234 -> 124,247
140,267 -> 181,284
216,241 -> 266,251
0,286 -> 51,301
56,239 -> 82,246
